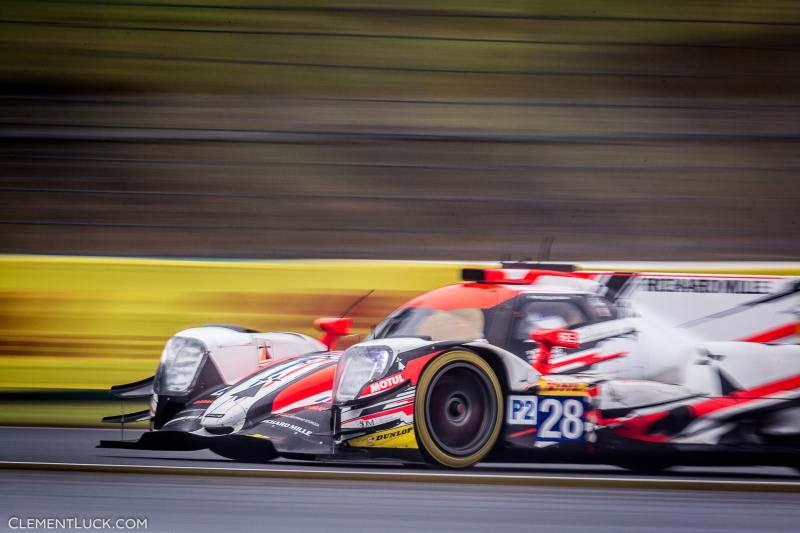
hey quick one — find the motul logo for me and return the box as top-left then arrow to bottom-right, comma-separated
369,373 -> 404,394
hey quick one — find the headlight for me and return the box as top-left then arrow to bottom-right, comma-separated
333,345 -> 394,403
154,336 -> 207,396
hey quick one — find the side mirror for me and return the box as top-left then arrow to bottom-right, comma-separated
529,328 -> 580,374
530,328 -> 580,349
314,317 -> 353,350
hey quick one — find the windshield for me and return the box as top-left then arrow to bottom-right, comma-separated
371,307 -> 486,342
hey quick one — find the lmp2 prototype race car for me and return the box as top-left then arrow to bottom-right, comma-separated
101,263 -> 800,471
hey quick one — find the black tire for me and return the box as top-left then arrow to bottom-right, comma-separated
414,350 -> 503,468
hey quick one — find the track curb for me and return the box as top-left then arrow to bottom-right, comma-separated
2,461 -> 800,492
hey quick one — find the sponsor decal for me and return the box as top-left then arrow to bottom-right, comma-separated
642,277 -> 771,294
8,516 -> 148,530
525,346 -> 566,364
367,372 -> 404,395
538,378 -> 590,396
162,415 -> 202,426
535,396 -> 586,442
341,403 -> 415,429
264,419 -> 313,436
505,391 -> 589,442
347,424 -> 418,449
507,396 -> 537,425
282,414 -> 321,427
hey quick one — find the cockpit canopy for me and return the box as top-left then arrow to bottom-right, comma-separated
372,306 -> 486,342
370,283 -> 618,357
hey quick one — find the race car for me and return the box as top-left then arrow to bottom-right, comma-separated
100,263 -> 800,471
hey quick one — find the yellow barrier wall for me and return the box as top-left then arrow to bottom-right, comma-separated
1,255 -> 798,390
0,256 -> 495,389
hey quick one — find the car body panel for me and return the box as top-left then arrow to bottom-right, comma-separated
102,267 -> 800,467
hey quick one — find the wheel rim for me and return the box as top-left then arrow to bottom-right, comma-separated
424,361 -> 497,456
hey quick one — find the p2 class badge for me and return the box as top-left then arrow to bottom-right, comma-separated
506,395 -> 538,425
534,395 -> 586,442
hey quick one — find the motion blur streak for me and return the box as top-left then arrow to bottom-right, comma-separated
0,255 -> 484,391
3,470 -> 800,533
1,1 -> 799,259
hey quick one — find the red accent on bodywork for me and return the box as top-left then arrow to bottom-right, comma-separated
358,372 -> 406,398
602,373 -> 800,442
271,364 -> 336,412
401,351 -> 442,385
548,351 -> 627,373
403,284 -> 518,311
532,329 -> 580,349
608,412 -> 671,443
342,403 -> 414,424
530,328 -> 580,373
739,323 -> 797,343
471,268 -> 585,285
192,399 -> 214,405
508,427 -> 538,439
315,317 -> 353,350
688,374 -> 800,418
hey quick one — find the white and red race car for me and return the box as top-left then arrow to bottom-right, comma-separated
102,263 -> 800,471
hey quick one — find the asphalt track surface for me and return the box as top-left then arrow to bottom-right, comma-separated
2,427 -> 800,532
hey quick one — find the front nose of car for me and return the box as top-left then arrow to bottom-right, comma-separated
201,397 -> 247,434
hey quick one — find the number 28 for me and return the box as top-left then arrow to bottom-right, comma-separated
538,398 -> 584,440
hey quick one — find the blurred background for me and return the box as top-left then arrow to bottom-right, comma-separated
1,0 -> 799,260
1,1 -> 799,425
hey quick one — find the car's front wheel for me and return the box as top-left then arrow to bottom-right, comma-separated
414,350 -> 503,468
